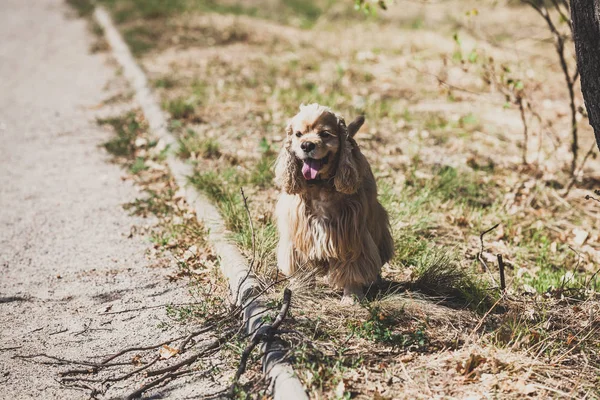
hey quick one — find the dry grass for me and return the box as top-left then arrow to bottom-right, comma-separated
78,0 -> 600,397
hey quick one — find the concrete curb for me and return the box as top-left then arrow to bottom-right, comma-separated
93,7 -> 308,400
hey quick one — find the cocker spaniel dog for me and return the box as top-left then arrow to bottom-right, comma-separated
274,103 -> 394,303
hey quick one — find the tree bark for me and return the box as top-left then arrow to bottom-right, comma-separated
571,1 -> 600,150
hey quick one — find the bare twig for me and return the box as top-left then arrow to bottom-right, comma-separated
240,187 -> 256,267
100,336 -> 187,364
235,187 -> 258,305
564,142 -> 596,195
126,368 -> 201,400
523,0 -> 579,175
478,224 -> 500,288
517,96 -> 529,164
100,302 -> 202,315
0,346 -> 22,352
497,254 -> 506,292
144,334 -> 229,378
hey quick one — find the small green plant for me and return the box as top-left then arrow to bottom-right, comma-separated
521,267 -> 600,297
189,167 -> 277,271
178,131 -> 221,159
411,250 -> 495,313
165,97 -> 197,120
66,0 -> 94,16
249,153 -> 275,188
123,25 -> 160,56
153,77 -> 177,89
98,112 -> 142,158
292,343 -> 361,395
130,157 -> 148,174
348,304 -> 429,349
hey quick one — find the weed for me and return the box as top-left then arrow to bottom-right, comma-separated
411,250 -> 496,313
249,153 -> 276,188
521,267 -> 600,296
153,77 -> 177,89
123,25 -> 160,56
164,97 -> 198,121
413,165 -> 494,209
101,0 -> 188,23
282,0 -> 322,28
178,130 -> 221,159
349,304 -> 429,349
189,167 -> 277,271
66,0 -> 94,16
292,343 -> 361,396
98,112 -> 142,158
130,156 -> 148,174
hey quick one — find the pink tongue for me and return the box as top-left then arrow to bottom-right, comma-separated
302,159 -> 321,180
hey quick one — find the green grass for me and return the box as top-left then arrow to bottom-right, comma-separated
178,130 -> 221,159
85,0 -> 326,31
189,162 -> 278,270
291,343 -> 361,397
66,0 -> 94,16
100,0 -> 189,23
411,251 -> 496,313
426,165 -> 493,208
153,77 -> 177,89
348,304 -> 429,348
130,156 -> 148,173
123,25 -> 161,56
282,0 -> 323,28
164,97 -> 198,120
98,112 -> 142,157
521,267 -> 600,296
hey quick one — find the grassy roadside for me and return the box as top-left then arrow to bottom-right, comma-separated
73,0 -> 600,398
96,110 -> 275,397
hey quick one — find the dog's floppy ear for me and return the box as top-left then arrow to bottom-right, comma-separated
347,116 -> 365,138
274,123 -> 305,194
334,118 -> 362,194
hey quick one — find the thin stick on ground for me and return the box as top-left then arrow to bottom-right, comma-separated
478,223 -> 500,288
497,254 -> 506,292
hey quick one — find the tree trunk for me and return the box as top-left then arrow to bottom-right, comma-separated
571,1 -> 600,151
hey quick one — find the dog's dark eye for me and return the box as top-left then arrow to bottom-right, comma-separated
319,131 -> 332,138
295,132 -> 302,137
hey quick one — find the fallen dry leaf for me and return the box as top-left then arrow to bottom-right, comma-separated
159,345 -> 179,360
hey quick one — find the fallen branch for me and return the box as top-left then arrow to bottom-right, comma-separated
229,288 -> 292,397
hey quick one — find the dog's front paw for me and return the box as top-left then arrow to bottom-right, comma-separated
341,284 -> 363,305
340,294 -> 357,305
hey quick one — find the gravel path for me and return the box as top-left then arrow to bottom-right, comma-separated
0,1 -> 223,398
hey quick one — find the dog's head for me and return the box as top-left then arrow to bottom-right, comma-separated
275,103 -> 365,194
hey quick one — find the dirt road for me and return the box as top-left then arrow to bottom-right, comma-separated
0,1 -> 222,398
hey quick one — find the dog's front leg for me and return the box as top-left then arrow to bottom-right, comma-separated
276,234 -> 296,276
332,230 -> 382,304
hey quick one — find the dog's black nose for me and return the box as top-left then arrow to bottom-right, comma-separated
301,142 -> 316,152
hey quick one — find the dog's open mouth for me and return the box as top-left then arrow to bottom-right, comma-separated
301,154 -> 329,180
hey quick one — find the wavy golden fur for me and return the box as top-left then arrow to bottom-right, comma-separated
274,103 -> 394,302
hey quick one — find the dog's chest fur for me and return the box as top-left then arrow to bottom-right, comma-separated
289,189 -> 359,262
306,190 -> 338,219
